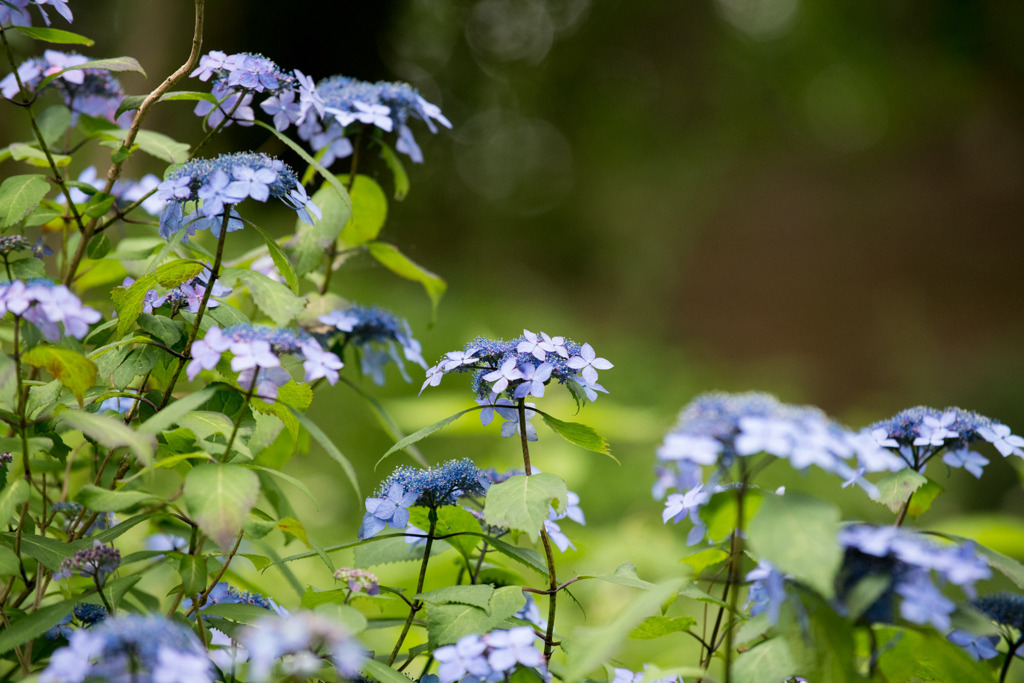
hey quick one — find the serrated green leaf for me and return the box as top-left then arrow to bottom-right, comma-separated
562,578 -> 687,683
340,174 -> 387,246
252,380 -> 311,446
366,241 -> 445,319
58,409 -> 156,465
731,638 -> 798,682
76,484 -> 160,512
137,313 -> 183,346
183,464 -> 259,551
25,379 -> 63,419
426,585 -> 525,647
414,584 -> 494,611
9,142 -> 70,167
0,599 -> 75,654
629,615 -> 697,639
179,554 -> 207,594
221,267 -> 305,326
9,25 -> 95,45
0,479 -> 29,526
22,345 -> 97,405
747,493 -> 840,599
377,406 -> 480,467
875,469 -> 928,514
0,174 -> 49,228
579,562 -> 656,590
1,532 -> 74,570
37,105 -> 72,146
111,259 -> 205,338
378,142 -> 410,200
484,473 -> 567,541
537,410 -> 615,459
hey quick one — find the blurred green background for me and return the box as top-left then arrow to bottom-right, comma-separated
6,0 -> 1024,673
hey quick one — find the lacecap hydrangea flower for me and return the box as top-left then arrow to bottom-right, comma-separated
433,627 -> 545,683
318,305 -> 426,385
156,152 -> 320,239
40,614 -> 214,683
656,392 -> 905,545
53,540 -> 120,585
0,0 -> 72,27
1,50 -> 127,124
0,279 -> 100,340
359,459 -> 489,539
121,267 -> 231,315
866,406 -> 1024,478
187,324 -> 342,402
239,611 -> 366,683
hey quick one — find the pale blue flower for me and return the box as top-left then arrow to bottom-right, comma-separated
566,342 -> 613,385
947,630 -> 1000,661
359,482 -> 418,539
942,448 -> 989,478
435,634 -> 490,683
485,627 -> 544,672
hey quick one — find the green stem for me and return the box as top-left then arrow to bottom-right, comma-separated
722,475 -> 748,683
159,210 -> 231,409
387,508 -> 437,666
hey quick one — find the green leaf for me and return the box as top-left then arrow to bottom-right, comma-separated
537,410 -> 615,459
2,532 -> 74,570
354,535 -> 445,567
366,241 -> 446,319
39,56 -> 145,90
629,615 -> 697,639
731,638 -> 799,682
249,222 -> 299,294
426,585 -> 525,647
0,599 -> 75,654
875,626 -> 994,682
0,545 -> 19,576
179,554 -> 207,594
579,562 -> 656,591
377,406 -> 480,467
111,259 -> 205,338
8,25 -> 95,45
221,267 -> 305,326
58,410 -> 156,465
484,473 -> 567,541
414,584 -> 495,611
907,477 -> 943,518
21,345 -> 97,405
875,469 -> 928,514
364,659 -> 417,683
252,380 -> 311,446
115,90 -> 217,119
0,479 -> 29,526
83,191 -> 115,218
249,465 -> 318,507
202,603 -> 277,623
75,484 -> 160,512
183,464 -> 260,551
0,174 -> 49,228
562,578 -> 687,683
136,387 -> 215,435
747,492 -> 841,599
466,532 -> 548,576
379,142 -> 410,200
294,178 -> 353,276
37,105 -> 72,146
291,409 -> 359,498
86,232 -> 112,258
340,174 -> 387,246
408,506 -> 483,562
137,313 -> 183,346
679,548 -> 730,575
9,142 -> 70,167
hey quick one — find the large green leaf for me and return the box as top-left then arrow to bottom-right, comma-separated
222,267 -> 305,326
537,410 -> 614,459
0,599 -> 75,654
137,387 -> 216,435
364,659 -> 416,683
562,578 -> 687,683
0,479 -> 29,526
115,91 -> 217,119
425,585 -> 525,647
58,409 -> 156,465
578,562 -> 656,591
38,56 -> 145,90
366,241 -> 446,319
731,638 -> 799,682
747,492 -> 841,599
484,473 -> 567,541
414,584 -> 495,611
183,464 -> 260,550
408,505 -> 483,562
8,142 -> 70,167
8,25 -> 95,45
0,174 -> 49,227
378,141 -> 410,200
252,381 -> 312,447
629,615 -> 697,639
340,174 -> 388,246
75,484 -> 160,512
21,345 -> 96,405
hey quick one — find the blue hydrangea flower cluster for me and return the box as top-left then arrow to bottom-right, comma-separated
187,324 -> 343,401
421,330 -> 611,426
335,567 -> 381,596
0,279 -> 100,340
612,666 -> 685,683
972,591 -> 1024,629
656,392 -> 905,545
433,627 -> 545,683
46,603 -> 108,640
39,614 -> 213,683
183,582 -> 287,617
53,541 -> 120,585
318,305 -> 426,385
156,152 -> 320,239
296,75 -> 452,164
0,0 -> 72,26
359,459 -> 489,539
1,50 -> 126,123
239,611 -> 366,682
189,51 -> 324,131
121,267 -> 231,316
866,406 -> 1024,478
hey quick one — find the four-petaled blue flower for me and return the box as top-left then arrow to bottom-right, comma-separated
359,482 -> 418,539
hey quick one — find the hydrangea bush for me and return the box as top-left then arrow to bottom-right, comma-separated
1,2 -> 1024,682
